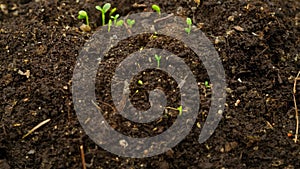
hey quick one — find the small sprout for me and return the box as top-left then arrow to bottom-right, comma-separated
111,14 -> 120,24
152,4 -> 161,15
138,80 -> 143,85
107,19 -> 112,32
184,17 -> 192,34
150,32 -> 158,39
165,106 -> 184,116
154,54 -> 162,68
205,81 -> 210,88
126,19 -> 135,28
177,106 -> 183,116
96,3 -> 111,26
116,19 -> 124,26
109,7 -> 117,18
78,10 -> 89,26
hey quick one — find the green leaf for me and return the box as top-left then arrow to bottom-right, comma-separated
108,19 -> 112,32
186,17 -> 192,25
95,6 -> 102,11
109,7 -> 117,17
116,20 -> 124,26
127,19 -> 135,27
103,3 -> 111,13
154,54 -> 161,61
185,28 -> 190,34
152,4 -> 161,14
205,81 -> 210,88
78,10 -> 87,19
138,80 -> 143,85
177,106 -> 183,116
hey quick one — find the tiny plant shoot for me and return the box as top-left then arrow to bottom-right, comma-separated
78,10 -> 89,26
96,3 -> 111,26
152,4 -> 161,15
111,14 -> 120,24
127,19 -> 135,28
205,81 -> 210,88
154,54 -> 162,68
116,19 -> 124,26
138,80 -> 143,85
109,7 -> 117,18
185,17 -> 192,34
107,19 -> 112,32
177,106 -> 183,116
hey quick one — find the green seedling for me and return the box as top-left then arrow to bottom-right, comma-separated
177,106 -> 183,116
111,14 -> 120,24
126,19 -> 135,28
166,106 -> 183,116
109,7 -> 117,18
184,17 -> 192,34
116,19 -> 124,26
107,19 -> 112,32
154,54 -> 162,68
152,4 -> 161,15
78,10 -> 89,26
96,3 -> 111,26
138,80 -> 143,85
205,81 -> 210,88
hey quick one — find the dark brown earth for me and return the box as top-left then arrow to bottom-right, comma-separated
1,0 -> 300,168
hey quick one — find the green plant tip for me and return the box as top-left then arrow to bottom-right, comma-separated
109,7 -> 117,17
154,54 -> 162,68
107,19 -> 112,32
78,10 -> 89,26
127,19 -> 135,28
152,4 -> 161,15
186,17 -> 192,25
177,106 -> 183,116
96,3 -> 112,26
205,81 -> 210,88
116,20 -> 124,26
185,17 -> 192,34
154,54 -> 161,61
138,80 -> 143,85
78,10 -> 87,19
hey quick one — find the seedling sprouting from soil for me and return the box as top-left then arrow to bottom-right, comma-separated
152,4 -> 161,15
138,80 -> 143,85
126,19 -> 135,28
116,20 -> 124,26
111,14 -> 119,24
96,3 -> 111,26
107,19 -> 112,32
78,10 -> 89,26
110,14 -> 124,26
78,10 -> 91,32
109,7 -> 117,18
154,54 -> 162,68
205,81 -> 210,88
166,106 -> 183,116
185,17 -> 192,34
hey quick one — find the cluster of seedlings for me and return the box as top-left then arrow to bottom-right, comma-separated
77,3 -> 193,34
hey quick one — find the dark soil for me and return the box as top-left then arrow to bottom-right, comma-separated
1,0 -> 300,168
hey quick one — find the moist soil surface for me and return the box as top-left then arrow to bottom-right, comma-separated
1,0 -> 300,168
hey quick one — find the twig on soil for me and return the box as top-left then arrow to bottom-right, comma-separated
154,13 -> 174,23
293,71 -> 300,143
255,46 -> 269,58
80,145 -> 87,169
132,3 -> 147,8
22,119 -> 51,139
92,99 -> 117,113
